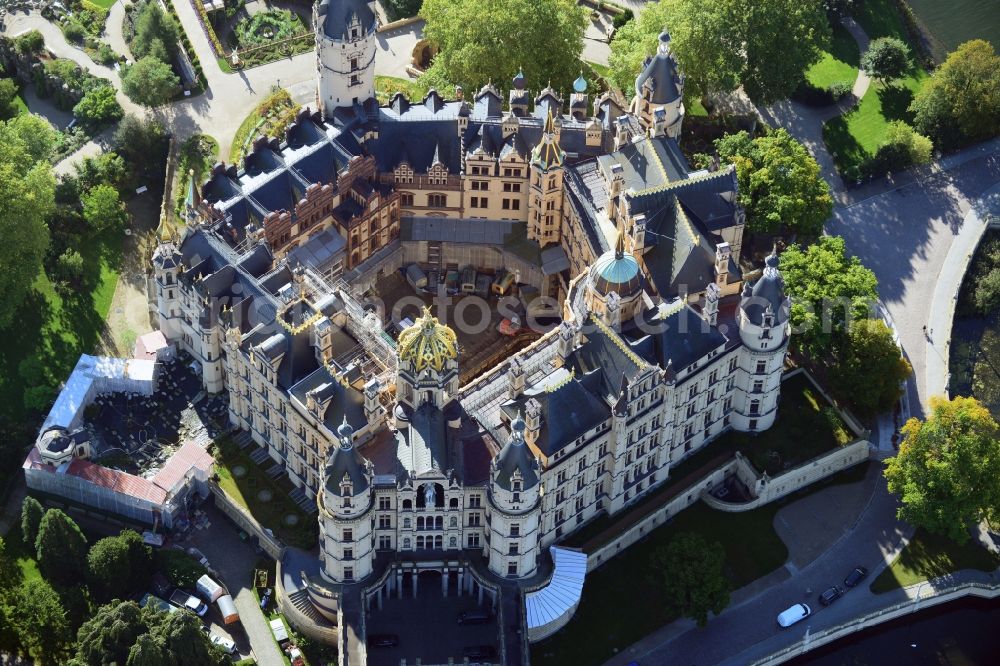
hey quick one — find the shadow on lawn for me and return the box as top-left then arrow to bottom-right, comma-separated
878,84 -> 916,123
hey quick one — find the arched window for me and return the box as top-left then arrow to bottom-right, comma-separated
450,516 -> 458,527
403,499 -> 412,510
403,538 -> 411,549
449,536 -> 457,548
449,497 -> 459,509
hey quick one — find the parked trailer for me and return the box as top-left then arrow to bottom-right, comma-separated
196,574 -> 225,603
217,594 -> 240,624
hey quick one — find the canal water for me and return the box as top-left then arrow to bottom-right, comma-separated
791,597 -> 1000,665
905,0 -> 1000,55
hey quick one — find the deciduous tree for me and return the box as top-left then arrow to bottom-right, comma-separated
87,530 -> 153,602
122,57 -> 179,108
651,532 -> 730,626
7,578 -> 71,664
715,129 -> 833,236
779,235 -> 879,355
832,319 -> 911,417
420,0 -> 586,95
35,508 -> 88,585
860,37 -> 910,84
885,396 -> 1000,542
609,0 -> 830,103
82,184 -> 128,234
73,86 -> 123,129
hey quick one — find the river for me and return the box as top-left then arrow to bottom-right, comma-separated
904,0 -> 1000,56
791,597 -> 1000,665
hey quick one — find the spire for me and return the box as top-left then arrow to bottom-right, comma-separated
614,230 -> 625,260
531,110 -> 565,171
544,108 -> 556,135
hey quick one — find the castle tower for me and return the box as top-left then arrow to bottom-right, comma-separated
487,414 -> 541,579
152,237 -> 183,342
315,0 -> 376,116
632,30 -> 685,139
528,110 -> 566,247
394,308 -> 459,426
733,250 -> 791,432
583,233 -> 644,328
318,418 -> 375,583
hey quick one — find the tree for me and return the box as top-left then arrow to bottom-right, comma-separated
147,610 -> 226,665
21,495 -> 45,546
0,536 -> 20,593
715,129 -> 833,236
1,113 -> 58,164
82,184 -> 129,234
35,508 -> 88,585
7,578 -> 71,664
971,328 -> 1000,418
420,0 -> 586,95
113,115 -> 167,174
127,633 -> 170,666
885,396 -> 1000,542
87,530 -> 153,602
14,29 -> 45,56
130,3 -> 180,63
779,235 -> 879,355
122,57 -> 179,108
651,532 -> 730,626
860,37 -> 910,84
831,319 -> 911,416
974,267 -> 1000,314
0,124 -> 55,328
75,600 -> 147,666
74,152 -> 129,192
911,40 -> 1000,148
0,78 -> 17,117
881,120 -> 933,165
383,0 -> 423,20
609,0 -> 830,103
73,86 -> 123,129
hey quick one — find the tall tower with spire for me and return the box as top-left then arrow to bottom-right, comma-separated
315,0 -> 377,116
528,110 -> 566,247
733,248 -> 791,432
632,30 -> 685,138
487,413 -> 542,579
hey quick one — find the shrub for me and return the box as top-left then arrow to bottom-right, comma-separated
62,19 -> 86,44
828,80 -> 854,100
95,43 -> 117,65
156,549 -> 207,588
792,79 -> 837,106
612,8 -> 634,30
14,29 -> 45,55
73,85 -> 123,128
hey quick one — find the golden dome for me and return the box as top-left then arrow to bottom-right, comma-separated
397,307 -> 458,372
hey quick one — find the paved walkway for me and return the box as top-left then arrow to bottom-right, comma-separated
104,0 -> 133,62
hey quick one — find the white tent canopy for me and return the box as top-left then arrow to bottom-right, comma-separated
525,547 -> 588,641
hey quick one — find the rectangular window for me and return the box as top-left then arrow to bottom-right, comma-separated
343,529 -> 353,541
507,563 -> 518,577
379,497 -> 391,510
468,513 -> 481,527
379,515 -> 391,529
467,533 -> 480,548
753,380 -> 764,393
756,360 -> 767,374
378,535 -> 391,550
510,524 -> 520,537
469,495 -> 481,508
344,567 -> 354,580
576,477 -> 584,491
508,543 -> 519,555
428,193 -> 447,207
399,193 -> 414,206
343,548 -> 353,560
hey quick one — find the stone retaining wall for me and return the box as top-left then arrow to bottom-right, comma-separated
209,480 -> 286,560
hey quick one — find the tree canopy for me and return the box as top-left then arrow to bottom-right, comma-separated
885,396 -> 1000,542
831,318 -> 911,417
131,3 -> 180,63
860,37 -> 910,84
73,86 -> 123,129
35,508 -> 88,585
651,532 -> 730,626
7,578 -> 71,664
911,39 -> 1000,149
420,0 -> 586,95
82,184 -> 128,233
610,0 -> 830,103
0,115 -> 56,328
779,235 -> 879,355
113,115 -> 168,177
122,57 -> 179,108
87,530 -> 153,602
21,495 -> 45,546
715,129 -> 833,236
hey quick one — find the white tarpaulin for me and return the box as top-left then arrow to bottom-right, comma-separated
41,355 -> 158,433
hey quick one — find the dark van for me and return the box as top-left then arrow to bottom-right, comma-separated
457,610 -> 492,625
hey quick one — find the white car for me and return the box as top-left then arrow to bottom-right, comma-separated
209,631 -> 237,654
777,603 -> 811,627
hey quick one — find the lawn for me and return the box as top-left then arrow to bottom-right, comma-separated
0,227 -> 122,426
375,75 -> 429,106
212,438 -> 318,549
531,502 -> 789,666
3,524 -> 42,586
822,0 -> 931,175
870,528 -> 1000,593
83,0 -> 117,9
806,22 -> 860,90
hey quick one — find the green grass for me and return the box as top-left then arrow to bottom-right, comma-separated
806,22 -> 860,89
688,96 -> 709,117
0,228 -> 122,426
217,57 -> 234,74
4,524 -> 42,586
213,438 -> 317,549
82,0 -> 116,9
9,91 -> 29,117
532,502 -> 789,666
821,0 -> 932,175
375,75 -> 430,106
870,528 -> 1000,593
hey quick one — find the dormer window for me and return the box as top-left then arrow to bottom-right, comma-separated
512,479 -> 522,493
351,28 -> 358,39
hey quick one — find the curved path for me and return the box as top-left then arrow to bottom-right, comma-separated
104,0 -> 133,63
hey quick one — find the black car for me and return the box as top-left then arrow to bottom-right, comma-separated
819,585 -> 843,606
368,633 -> 399,648
457,610 -> 492,625
463,645 -> 497,659
843,566 -> 868,588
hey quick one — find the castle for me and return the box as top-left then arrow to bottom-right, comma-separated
30,0 -> 791,655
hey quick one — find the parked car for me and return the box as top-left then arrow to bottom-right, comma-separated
844,566 -> 868,588
819,586 -> 843,606
187,547 -> 210,568
457,610 -> 492,625
463,645 -> 497,659
208,631 -> 236,654
776,603 -> 811,628
169,589 -> 208,617
367,633 -> 400,648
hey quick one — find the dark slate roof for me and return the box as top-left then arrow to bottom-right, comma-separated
596,135 -> 689,192
635,34 -> 681,104
323,441 -> 370,496
626,303 -> 730,370
289,366 -> 366,432
395,404 -> 448,475
742,254 -> 788,326
318,0 -> 375,40
568,320 -> 646,401
493,437 -> 539,491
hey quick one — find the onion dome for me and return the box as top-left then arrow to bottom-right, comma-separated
573,73 -> 587,94
512,69 -> 526,90
589,233 -> 642,298
397,307 -> 458,372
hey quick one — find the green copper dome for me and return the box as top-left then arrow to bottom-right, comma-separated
590,234 -> 642,298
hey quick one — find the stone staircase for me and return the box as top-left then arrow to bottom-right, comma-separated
249,447 -> 271,465
290,487 -> 318,514
287,588 -> 335,628
233,430 -> 254,450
